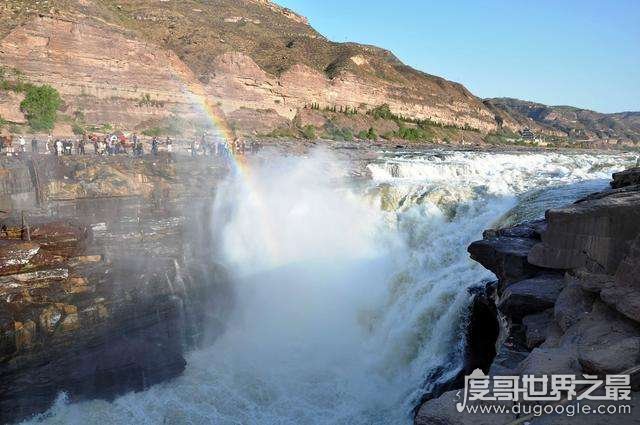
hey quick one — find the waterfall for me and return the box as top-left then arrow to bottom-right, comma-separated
28,149 -> 636,425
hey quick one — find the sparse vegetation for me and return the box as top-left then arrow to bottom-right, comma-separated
264,127 -> 298,138
137,93 -> 165,108
358,127 -> 378,140
140,115 -> 185,137
72,123 -> 85,135
0,66 -> 34,93
323,123 -> 354,141
396,126 -> 432,141
142,127 -> 163,137
301,124 -> 316,140
86,123 -> 114,133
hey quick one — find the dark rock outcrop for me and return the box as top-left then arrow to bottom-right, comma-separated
528,190 -> 640,273
468,236 -> 540,288
416,167 -> 640,425
0,157 -> 231,424
498,274 -> 564,319
611,167 -> 640,189
522,308 -> 554,349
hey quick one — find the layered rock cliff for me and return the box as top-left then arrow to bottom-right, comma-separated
0,155 -> 231,424
416,168 -> 640,424
0,0 -> 497,138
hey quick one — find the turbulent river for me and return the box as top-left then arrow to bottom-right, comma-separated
28,149 -> 636,425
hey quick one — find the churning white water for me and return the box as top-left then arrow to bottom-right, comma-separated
27,149 -> 636,425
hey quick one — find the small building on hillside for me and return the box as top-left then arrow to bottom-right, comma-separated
520,127 -> 535,140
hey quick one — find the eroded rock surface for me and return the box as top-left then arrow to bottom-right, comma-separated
0,156 -> 231,424
416,168 -> 640,425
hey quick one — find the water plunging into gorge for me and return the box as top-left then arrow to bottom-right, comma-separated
29,149 -> 636,425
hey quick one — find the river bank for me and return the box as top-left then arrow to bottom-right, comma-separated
416,167 -> 640,424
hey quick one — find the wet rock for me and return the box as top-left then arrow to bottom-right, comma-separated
62,276 -> 90,294
7,268 -> 69,283
483,219 -> 547,240
566,268 -> 614,293
522,308 -> 554,349
554,283 -> 596,331
611,167 -> 640,189
528,190 -> 640,274
498,275 -> 565,320
580,337 -> 640,375
489,345 -> 529,376
468,237 -> 540,287
560,302 -> 640,375
518,347 -> 581,376
600,235 -> 640,323
415,388 -> 516,425
0,241 -> 40,274
38,303 -> 79,333
68,255 -> 102,267
539,321 -> 564,349
14,320 -> 36,350
465,285 -> 500,374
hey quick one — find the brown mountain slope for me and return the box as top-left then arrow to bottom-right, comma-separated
484,98 -> 640,144
0,0 -> 497,137
0,0 -> 637,145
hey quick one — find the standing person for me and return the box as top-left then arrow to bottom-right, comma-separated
78,137 -> 85,155
31,138 -> 38,154
151,137 -> 159,156
47,134 -> 53,154
7,134 -> 14,157
166,138 -> 173,155
55,140 -> 63,157
134,138 -> 143,157
18,136 -> 26,154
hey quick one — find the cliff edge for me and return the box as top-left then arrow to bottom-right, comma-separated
416,167 -> 640,424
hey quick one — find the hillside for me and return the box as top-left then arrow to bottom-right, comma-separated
0,0 -> 638,147
484,98 -> 640,144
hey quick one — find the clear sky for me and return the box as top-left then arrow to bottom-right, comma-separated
274,0 -> 639,113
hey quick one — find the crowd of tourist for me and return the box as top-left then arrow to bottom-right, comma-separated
0,132 -> 259,159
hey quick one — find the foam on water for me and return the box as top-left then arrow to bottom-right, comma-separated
27,149 -> 636,425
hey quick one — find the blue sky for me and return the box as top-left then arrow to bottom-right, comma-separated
275,0 -> 639,113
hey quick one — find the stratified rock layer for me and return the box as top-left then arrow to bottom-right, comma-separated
0,156 -> 231,424
416,169 -> 640,425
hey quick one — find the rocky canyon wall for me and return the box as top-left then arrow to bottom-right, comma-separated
0,13 -> 497,137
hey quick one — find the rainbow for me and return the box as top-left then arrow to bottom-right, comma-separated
174,70 -> 284,268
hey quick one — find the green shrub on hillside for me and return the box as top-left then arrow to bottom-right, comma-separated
369,104 -> 395,120
302,125 -> 316,140
72,123 -> 85,135
397,126 -> 432,141
358,127 -> 378,140
323,123 -> 354,141
341,127 -> 354,141
20,85 -> 62,131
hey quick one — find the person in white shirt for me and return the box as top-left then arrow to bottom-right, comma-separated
18,136 -> 26,153
55,140 -> 63,156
